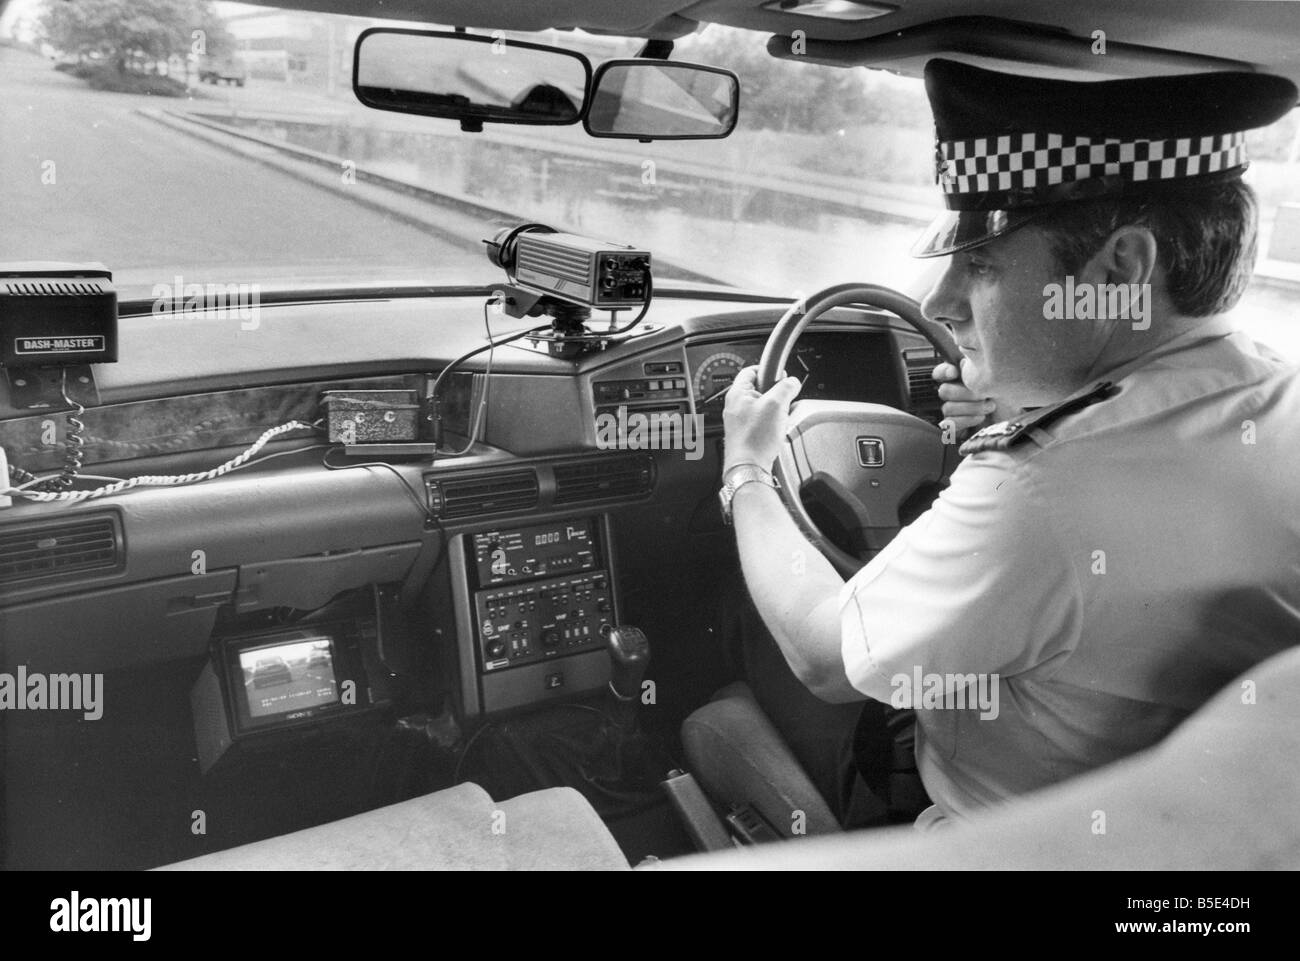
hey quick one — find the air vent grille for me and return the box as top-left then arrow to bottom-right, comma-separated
1,279 -> 109,297
427,470 -> 539,519
516,240 -> 590,285
554,456 -> 654,505
0,514 -> 121,586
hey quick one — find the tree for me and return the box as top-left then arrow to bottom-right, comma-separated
38,0 -> 231,74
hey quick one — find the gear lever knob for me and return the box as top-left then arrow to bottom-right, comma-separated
605,625 -> 650,702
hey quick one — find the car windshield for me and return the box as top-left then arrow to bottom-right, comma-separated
1,0 -> 1298,359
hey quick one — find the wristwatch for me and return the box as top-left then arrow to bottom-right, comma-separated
718,463 -> 780,525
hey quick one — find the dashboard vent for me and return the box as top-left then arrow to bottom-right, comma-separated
903,347 -> 943,421
428,470 -> 539,519
0,514 -> 122,586
554,456 -> 655,505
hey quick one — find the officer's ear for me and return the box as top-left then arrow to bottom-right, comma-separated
1083,225 -> 1159,288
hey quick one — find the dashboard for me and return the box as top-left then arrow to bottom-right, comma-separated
0,291 -> 945,711
0,287 -> 951,868
686,331 -> 906,428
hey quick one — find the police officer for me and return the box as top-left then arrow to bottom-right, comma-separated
722,59 -> 1300,826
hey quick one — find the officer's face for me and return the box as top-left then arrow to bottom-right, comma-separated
920,226 -> 1099,407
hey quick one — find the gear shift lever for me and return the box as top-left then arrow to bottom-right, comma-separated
605,625 -> 650,724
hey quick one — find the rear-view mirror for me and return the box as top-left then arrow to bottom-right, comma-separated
353,28 -> 591,128
584,60 -> 740,140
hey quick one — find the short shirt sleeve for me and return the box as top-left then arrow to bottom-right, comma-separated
839,453 -> 1083,702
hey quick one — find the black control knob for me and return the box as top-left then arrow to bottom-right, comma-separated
542,629 -> 561,649
605,625 -> 650,701
486,639 -> 506,659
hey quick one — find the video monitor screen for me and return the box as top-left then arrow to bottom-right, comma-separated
238,636 -> 339,719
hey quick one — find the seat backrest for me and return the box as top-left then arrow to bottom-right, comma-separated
667,646 -> 1300,870
682,681 -> 842,838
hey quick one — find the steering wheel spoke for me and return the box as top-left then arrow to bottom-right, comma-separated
785,399 -> 945,558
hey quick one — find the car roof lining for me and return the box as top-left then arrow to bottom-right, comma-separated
239,0 -> 1300,88
225,0 -> 705,39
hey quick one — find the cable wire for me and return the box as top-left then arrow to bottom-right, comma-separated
10,369 -> 91,493
1,420 -> 316,503
320,445 -> 434,528
230,442 -> 332,473
49,368 -> 87,491
437,301 -> 502,458
428,321 -> 551,455
13,472 -> 127,491
7,442 -> 330,495
6,460 -> 38,486
545,273 -> 654,341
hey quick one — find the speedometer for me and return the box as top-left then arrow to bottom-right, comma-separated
694,351 -> 748,406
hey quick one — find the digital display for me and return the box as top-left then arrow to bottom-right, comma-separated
238,636 -> 339,719
473,518 -> 597,586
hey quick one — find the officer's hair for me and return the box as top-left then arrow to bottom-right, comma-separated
1034,179 -> 1259,317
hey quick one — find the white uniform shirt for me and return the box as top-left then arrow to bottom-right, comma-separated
839,317 -> 1300,820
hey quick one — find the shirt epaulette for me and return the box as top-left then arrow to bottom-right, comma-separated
958,380 -> 1118,456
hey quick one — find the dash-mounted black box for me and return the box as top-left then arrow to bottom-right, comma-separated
0,262 -> 117,367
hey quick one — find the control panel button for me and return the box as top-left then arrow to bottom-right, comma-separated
476,569 -> 613,672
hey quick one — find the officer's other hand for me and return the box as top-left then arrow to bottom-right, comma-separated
722,365 -> 802,473
933,361 -> 996,433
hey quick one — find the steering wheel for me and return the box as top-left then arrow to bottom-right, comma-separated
756,283 -> 963,579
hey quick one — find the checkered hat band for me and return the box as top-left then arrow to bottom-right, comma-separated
937,131 -> 1248,195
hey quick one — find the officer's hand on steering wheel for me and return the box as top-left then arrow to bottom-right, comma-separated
722,365 -> 802,473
